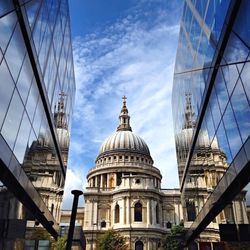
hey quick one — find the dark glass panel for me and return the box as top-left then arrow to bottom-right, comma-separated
223,32 -> 249,64
13,111 -> 31,164
1,90 -> 24,150
231,80 -> 250,143
223,103 -> 242,159
0,11 -> 16,53
233,0 -> 250,48
16,55 -> 33,104
240,61 -> 250,103
221,64 -> 239,97
5,23 -> 26,82
0,59 -> 15,128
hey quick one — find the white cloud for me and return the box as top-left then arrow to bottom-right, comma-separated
63,168 -> 86,209
62,1 -> 183,208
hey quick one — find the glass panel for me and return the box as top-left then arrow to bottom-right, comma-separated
216,121 -> 233,164
26,79 -> 39,122
32,98 -> 43,137
209,87 -> 221,130
205,105 -> 215,144
5,23 -> 26,82
25,0 -> 42,29
195,0 -> 207,19
223,103 -> 242,159
240,61 -> 250,103
1,90 -> 24,150
221,64 -> 239,97
0,0 -> 14,17
0,11 -> 17,53
223,32 -> 249,64
32,1 -> 49,55
233,0 -> 250,48
0,59 -> 15,128
14,111 -> 31,164
215,68 -> 229,115
16,55 -> 34,104
230,80 -> 250,143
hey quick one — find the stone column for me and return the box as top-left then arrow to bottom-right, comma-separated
107,174 -> 110,189
100,174 -> 103,189
124,198 -> 126,225
126,197 -> 130,224
147,200 -> 151,225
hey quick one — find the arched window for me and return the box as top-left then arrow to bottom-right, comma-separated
134,202 -> 142,222
156,204 -> 159,224
135,240 -> 144,250
186,200 -> 196,221
115,204 -> 120,223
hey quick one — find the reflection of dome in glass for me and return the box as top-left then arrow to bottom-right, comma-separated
176,128 -> 219,150
99,130 -> 150,156
57,128 -> 70,148
97,96 -> 151,159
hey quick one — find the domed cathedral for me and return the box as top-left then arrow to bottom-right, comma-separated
22,92 -> 69,225
175,93 -> 249,246
83,97 -> 183,250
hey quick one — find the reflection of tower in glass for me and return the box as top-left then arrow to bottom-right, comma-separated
22,93 -> 69,225
176,93 -> 248,242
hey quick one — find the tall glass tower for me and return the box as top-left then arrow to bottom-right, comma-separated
0,0 -> 75,248
172,0 -> 250,246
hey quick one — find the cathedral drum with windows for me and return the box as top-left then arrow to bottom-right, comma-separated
83,97 -> 183,250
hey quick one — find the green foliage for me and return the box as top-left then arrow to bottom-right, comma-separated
98,229 -> 128,250
51,236 -> 67,250
161,223 -> 184,250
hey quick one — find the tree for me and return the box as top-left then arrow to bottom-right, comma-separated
51,236 -> 67,250
98,229 -> 128,250
161,222 -> 184,250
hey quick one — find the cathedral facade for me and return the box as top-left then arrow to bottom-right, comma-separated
81,97 -> 248,250
83,97 -> 183,250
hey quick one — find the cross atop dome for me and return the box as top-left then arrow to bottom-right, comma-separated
117,96 -> 132,132
122,95 -> 127,103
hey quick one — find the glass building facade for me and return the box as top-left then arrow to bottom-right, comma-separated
172,0 -> 250,246
0,0 -> 75,248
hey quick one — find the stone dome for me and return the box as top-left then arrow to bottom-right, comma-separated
99,130 -> 150,156
96,96 -> 151,159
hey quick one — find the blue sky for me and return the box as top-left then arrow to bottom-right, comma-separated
63,0 -> 184,208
